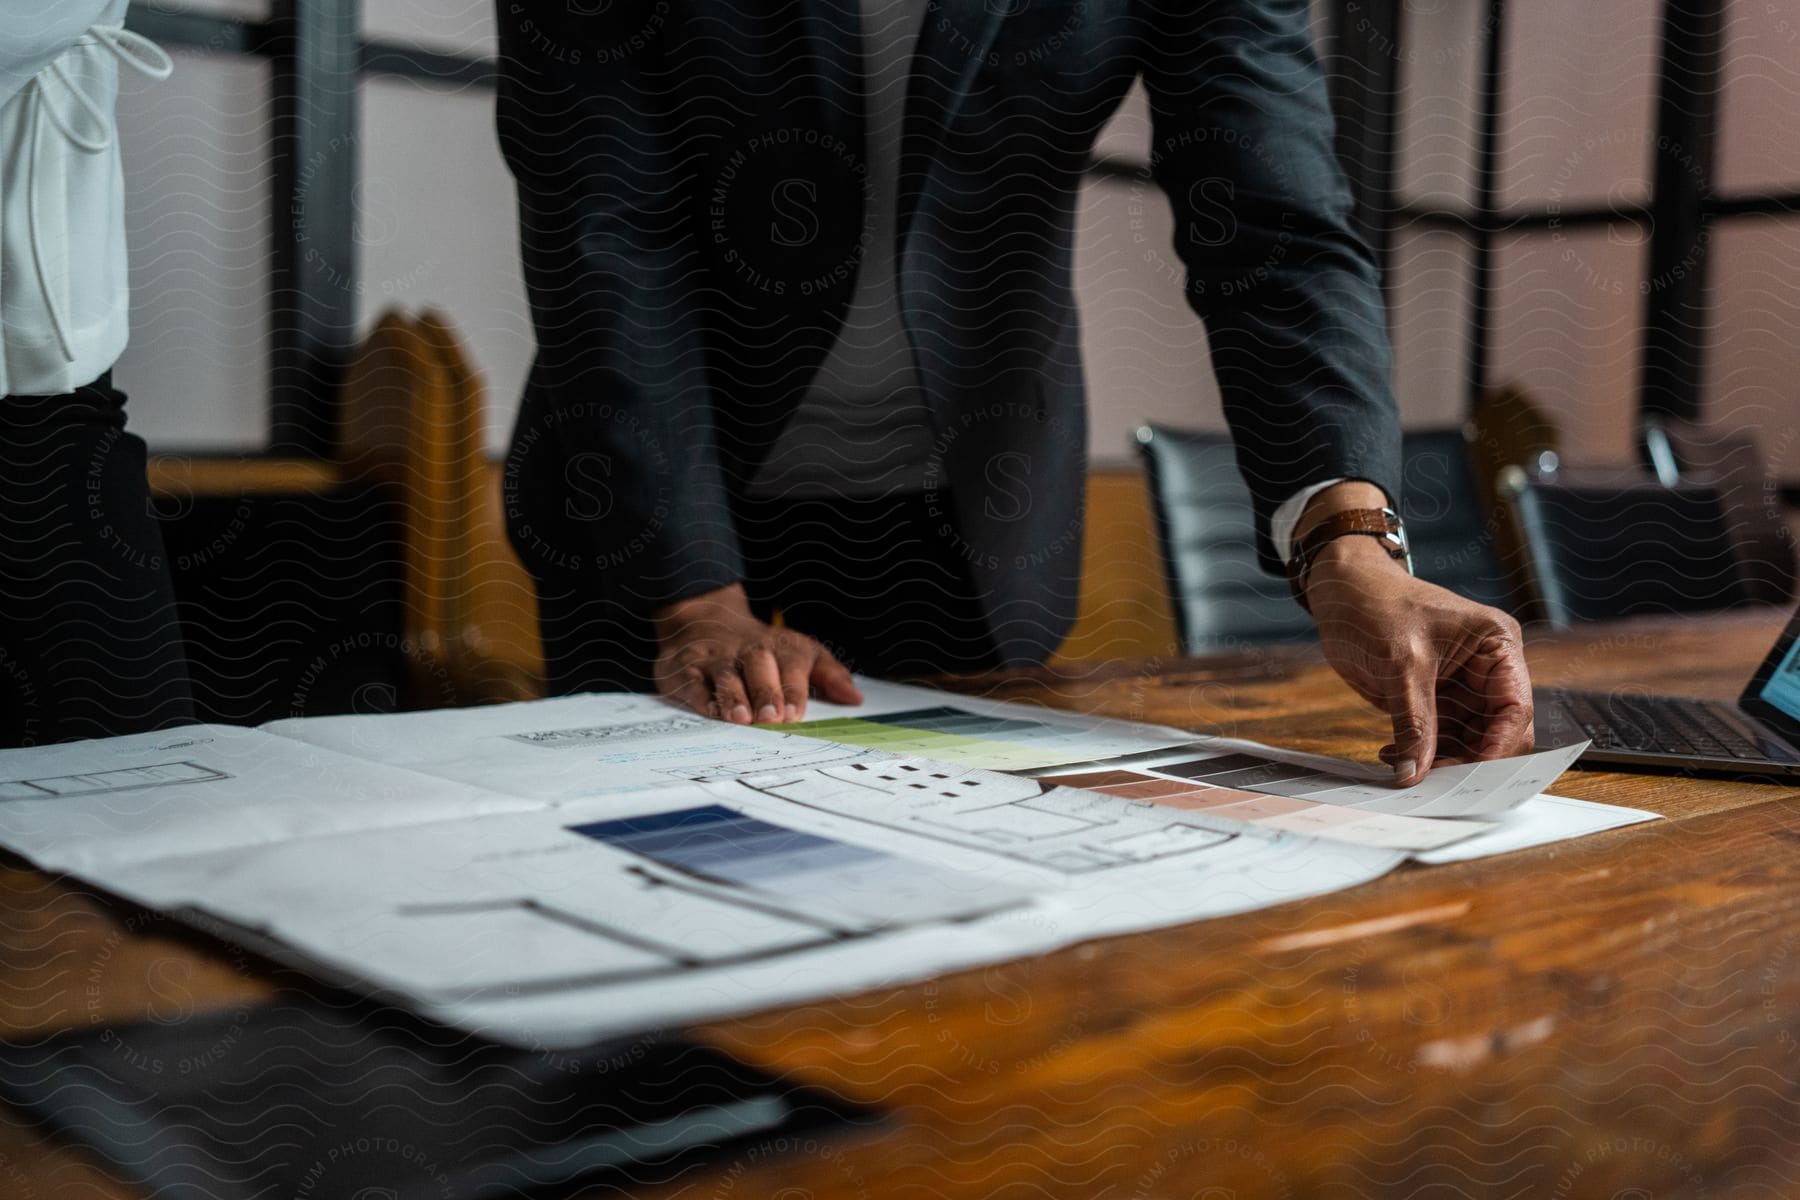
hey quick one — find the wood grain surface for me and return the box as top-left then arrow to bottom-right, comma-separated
3,610 -> 1798,1198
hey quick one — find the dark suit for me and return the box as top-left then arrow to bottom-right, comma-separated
495,0 -> 1401,682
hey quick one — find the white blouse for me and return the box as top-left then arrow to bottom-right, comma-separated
0,0 -> 170,396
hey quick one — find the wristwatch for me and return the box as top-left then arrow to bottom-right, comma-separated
1286,506 -> 1412,613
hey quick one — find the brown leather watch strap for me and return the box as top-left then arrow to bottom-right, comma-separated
1286,506 -> 1411,613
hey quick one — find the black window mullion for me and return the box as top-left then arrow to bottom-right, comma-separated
267,0 -> 361,457
1639,0 -> 1724,430
1464,0 -> 1506,416
123,7 -> 267,55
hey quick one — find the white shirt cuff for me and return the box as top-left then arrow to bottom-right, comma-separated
1270,478 -> 1348,566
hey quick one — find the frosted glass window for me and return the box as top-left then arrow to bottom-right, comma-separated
1387,223 -> 1475,428
1489,229 -> 1645,466
1702,221 -> 1800,480
357,76 -> 533,456
1718,0 -> 1800,194
1496,0 -> 1658,212
1074,177 -> 1221,463
1394,0 -> 1493,212
114,50 -> 273,451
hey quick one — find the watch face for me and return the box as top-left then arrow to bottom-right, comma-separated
1376,508 -> 1412,568
1389,530 -> 1415,575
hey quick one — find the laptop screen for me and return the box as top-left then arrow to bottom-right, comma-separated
1746,603 -> 1800,727
1760,631 -> 1800,721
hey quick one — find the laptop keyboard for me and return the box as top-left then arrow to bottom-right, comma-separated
1547,690 -> 1800,762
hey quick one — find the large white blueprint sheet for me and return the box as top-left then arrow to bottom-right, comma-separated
0,724 -> 541,874
0,680 -> 1651,1047
260,677 -> 1585,839
256,678 -> 1203,797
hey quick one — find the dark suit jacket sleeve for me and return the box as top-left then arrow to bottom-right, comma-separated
495,8 -> 742,607
1138,0 -> 1404,573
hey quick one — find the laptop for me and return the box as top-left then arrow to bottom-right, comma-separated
1534,604 -> 1800,776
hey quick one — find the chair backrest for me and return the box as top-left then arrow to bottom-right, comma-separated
418,310 -> 545,702
1500,468 -> 1759,629
1138,424 -> 1517,655
339,310 -> 543,703
1642,418 -> 1797,605
339,311 -> 461,672
1467,384 -> 1562,610
1398,427 -> 1514,611
1135,425 -> 1314,655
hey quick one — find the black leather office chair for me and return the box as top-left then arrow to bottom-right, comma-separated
1499,466 -> 1761,629
1135,425 -> 1315,654
1396,427 -> 1514,612
1642,418 -> 1797,605
1138,424 -> 1514,655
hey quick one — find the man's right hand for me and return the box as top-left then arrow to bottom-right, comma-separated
652,584 -> 863,724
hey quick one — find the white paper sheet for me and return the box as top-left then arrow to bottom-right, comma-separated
1411,792 -> 1661,864
0,724 -> 538,874
94,760 -> 1401,1045
1090,736 -> 1587,820
262,694 -> 880,801
423,810 -> 1403,1048
427,826 -> 1405,1049
102,788 -> 1031,1000
1031,765 -> 1494,852
260,679 -> 1201,797
0,680 -> 1643,1048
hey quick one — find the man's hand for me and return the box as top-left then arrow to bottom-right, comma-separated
1297,484 -> 1534,786
653,584 -> 863,724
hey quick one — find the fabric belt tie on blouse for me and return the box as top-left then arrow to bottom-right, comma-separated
23,24 -> 171,365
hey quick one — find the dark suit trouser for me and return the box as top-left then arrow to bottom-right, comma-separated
0,374 -> 195,746
533,492 -> 1004,696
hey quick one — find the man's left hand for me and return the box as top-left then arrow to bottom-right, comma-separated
1297,486 -> 1535,787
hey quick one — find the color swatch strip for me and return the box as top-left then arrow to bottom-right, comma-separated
568,804 -> 1023,926
1041,769 -> 1490,852
766,706 -> 1164,770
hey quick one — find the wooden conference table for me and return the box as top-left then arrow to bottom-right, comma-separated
2,610 -> 1798,1197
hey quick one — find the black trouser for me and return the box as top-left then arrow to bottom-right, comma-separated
533,492 -> 1003,695
0,374 -> 194,746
